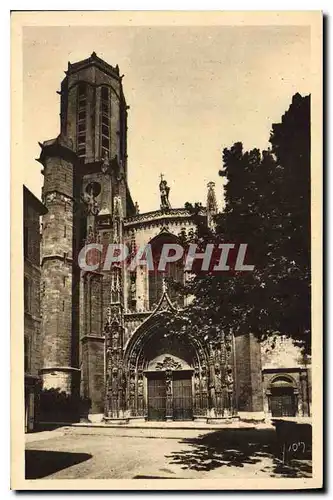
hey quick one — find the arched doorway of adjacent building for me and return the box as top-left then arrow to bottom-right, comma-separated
124,314 -> 209,421
268,375 -> 297,417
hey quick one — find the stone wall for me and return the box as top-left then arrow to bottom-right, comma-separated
24,260 -> 42,376
81,336 -> 105,414
24,186 -> 46,431
40,152 -> 75,395
234,333 -> 264,413
261,336 -> 311,417
261,336 -> 306,369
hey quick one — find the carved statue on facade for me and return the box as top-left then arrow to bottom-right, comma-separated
86,225 -> 95,244
83,183 -> 100,215
101,151 -> 110,174
155,356 -> 182,371
159,174 -> 171,210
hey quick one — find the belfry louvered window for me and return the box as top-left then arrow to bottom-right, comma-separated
100,86 -> 110,158
77,82 -> 87,158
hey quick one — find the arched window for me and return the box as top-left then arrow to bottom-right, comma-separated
148,233 -> 184,310
100,86 -> 110,158
77,82 -> 87,158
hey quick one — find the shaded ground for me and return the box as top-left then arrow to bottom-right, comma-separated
165,428 -> 312,478
25,450 -> 92,479
25,426 -> 312,479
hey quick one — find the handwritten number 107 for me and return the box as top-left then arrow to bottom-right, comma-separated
287,441 -> 306,453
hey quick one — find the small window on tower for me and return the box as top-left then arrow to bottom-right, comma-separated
102,136 -> 110,149
78,133 -> 86,146
102,114 -> 109,126
78,110 -> 86,121
78,82 -> 87,98
101,86 -> 109,101
101,101 -> 109,114
102,124 -> 109,137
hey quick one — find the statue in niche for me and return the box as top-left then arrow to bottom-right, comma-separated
226,368 -> 234,395
137,376 -> 143,396
86,225 -> 95,244
83,182 -> 100,215
165,371 -> 172,396
130,273 -> 136,309
159,174 -> 171,210
101,151 -> 110,174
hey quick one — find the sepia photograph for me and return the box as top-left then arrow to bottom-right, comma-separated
11,10 -> 323,490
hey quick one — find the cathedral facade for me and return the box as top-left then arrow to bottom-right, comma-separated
37,53 -> 311,423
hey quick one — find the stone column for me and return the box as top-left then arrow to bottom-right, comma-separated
208,343 -> 217,418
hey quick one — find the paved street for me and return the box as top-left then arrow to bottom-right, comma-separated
25,426 -> 312,480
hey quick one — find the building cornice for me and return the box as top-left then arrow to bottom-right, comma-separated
124,207 -> 206,230
124,311 -> 152,322
66,52 -> 121,82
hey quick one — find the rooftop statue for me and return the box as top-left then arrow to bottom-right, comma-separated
159,174 -> 171,210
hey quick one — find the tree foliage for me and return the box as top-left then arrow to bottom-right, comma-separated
163,93 -> 311,354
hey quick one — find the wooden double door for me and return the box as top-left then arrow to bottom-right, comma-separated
147,371 -> 193,421
270,387 -> 297,417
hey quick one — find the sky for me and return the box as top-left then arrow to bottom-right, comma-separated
22,25 -> 311,213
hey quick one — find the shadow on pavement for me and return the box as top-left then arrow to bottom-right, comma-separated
25,450 -> 92,479
166,428 -> 312,478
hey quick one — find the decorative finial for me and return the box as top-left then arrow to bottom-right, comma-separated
206,181 -> 218,229
162,276 -> 167,293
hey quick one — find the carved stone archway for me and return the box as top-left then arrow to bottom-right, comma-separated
105,286 -> 235,421
123,311 -> 210,419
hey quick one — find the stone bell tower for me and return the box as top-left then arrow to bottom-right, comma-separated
39,53 -> 136,409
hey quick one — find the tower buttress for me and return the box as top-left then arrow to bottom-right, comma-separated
38,135 -> 79,394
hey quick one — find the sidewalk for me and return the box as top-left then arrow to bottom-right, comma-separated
37,419 -> 274,431
33,416 -> 311,434
25,428 -> 67,444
